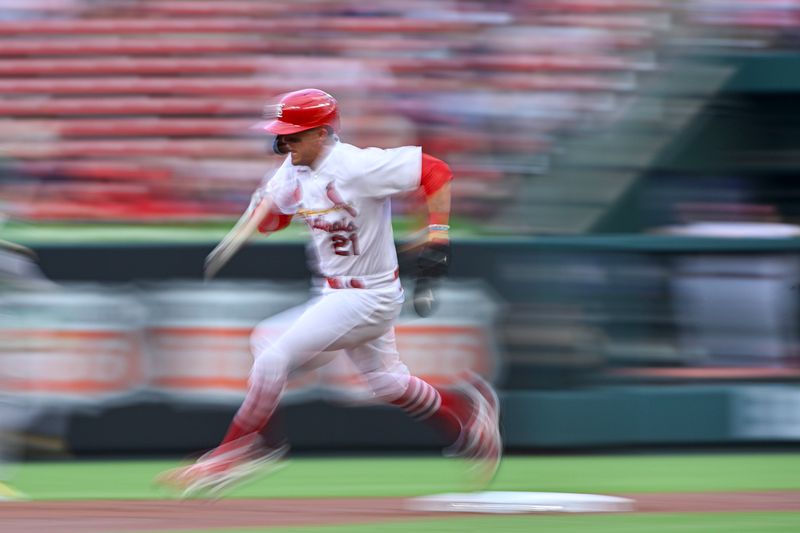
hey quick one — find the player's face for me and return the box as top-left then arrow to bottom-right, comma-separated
280,128 -> 327,167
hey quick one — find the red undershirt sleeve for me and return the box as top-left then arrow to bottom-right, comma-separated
257,208 -> 293,233
420,153 -> 453,198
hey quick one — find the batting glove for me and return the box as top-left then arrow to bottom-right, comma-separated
413,240 -> 451,317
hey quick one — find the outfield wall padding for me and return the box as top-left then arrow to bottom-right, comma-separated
51,384 -> 798,455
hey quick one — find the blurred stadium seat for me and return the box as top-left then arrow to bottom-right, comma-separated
0,0 -> 675,229
0,0 -> 795,231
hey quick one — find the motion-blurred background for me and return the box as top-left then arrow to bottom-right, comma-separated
0,0 -> 799,460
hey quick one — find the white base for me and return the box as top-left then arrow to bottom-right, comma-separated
407,491 -> 635,514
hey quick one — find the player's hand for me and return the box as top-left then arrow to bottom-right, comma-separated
417,240 -> 450,279
413,240 -> 451,317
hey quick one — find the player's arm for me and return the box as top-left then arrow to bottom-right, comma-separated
204,190 -> 292,280
412,153 -> 453,316
420,153 -> 453,244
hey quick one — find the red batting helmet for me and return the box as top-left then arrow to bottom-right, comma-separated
261,88 -> 341,135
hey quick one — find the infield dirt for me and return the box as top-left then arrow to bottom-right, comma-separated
3,491 -> 800,533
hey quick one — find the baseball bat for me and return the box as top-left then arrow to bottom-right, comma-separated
204,195 -> 273,280
0,239 -> 37,260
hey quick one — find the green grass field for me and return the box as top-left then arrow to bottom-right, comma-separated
145,514 -> 800,533
9,453 -> 800,533
0,216 -> 488,245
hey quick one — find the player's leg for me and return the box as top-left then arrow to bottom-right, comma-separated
155,304 -> 303,496
212,285 -> 407,454
247,306 -> 343,452
224,290 -> 394,443
158,291 -> 393,495
346,332 -> 502,487
210,305 -> 305,454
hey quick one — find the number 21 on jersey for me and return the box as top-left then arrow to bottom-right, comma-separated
331,232 -> 359,256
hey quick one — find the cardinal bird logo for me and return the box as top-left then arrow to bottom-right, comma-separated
326,183 -> 358,218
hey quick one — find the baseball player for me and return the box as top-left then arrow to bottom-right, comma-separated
158,89 -> 501,496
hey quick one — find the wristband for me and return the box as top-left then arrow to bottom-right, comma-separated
427,223 -> 449,243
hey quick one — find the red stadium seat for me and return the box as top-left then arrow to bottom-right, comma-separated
0,139 -> 266,159
0,0 -> 670,225
0,97 -> 261,116
0,17 -> 482,36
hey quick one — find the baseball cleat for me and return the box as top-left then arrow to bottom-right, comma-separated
443,375 -> 502,489
155,436 -> 289,499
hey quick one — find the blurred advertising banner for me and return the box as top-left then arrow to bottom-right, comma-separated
0,280 -> 502,406
733,385 -> 800,440
671,254 -> 800,365
0,286 -> 146,401
142,280 -> 308,402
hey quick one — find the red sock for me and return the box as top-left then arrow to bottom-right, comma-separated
390,376 -> 463,444
217,371 -> 284,450
218,419 -> 252,447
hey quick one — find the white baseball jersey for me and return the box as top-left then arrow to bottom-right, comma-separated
264,141 -> 422,280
